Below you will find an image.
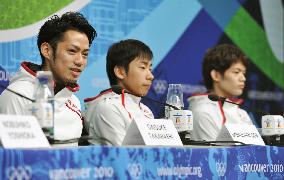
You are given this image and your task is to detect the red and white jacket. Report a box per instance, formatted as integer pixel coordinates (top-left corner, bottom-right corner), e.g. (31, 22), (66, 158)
(84, 89), (154, 146)
(188, 93), (253, 141)
(0, 62), (83, 145)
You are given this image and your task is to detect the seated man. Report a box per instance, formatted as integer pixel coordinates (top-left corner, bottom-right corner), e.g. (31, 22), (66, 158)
(84, 39), (154, 145)
(0, 12), (97, 146)
(188, 44), (253, 141)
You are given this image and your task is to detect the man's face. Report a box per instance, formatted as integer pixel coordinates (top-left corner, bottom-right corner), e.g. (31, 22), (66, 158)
(117, 57), (154, 96)
(49, 30), (90, 85)
(213, 61), (246, 98)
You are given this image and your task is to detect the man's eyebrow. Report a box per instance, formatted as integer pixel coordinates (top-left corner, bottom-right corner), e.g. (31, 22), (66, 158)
(235, 67), (246, 72)
(70, 44), (90, 51)
(82, 48), (90, 53)
(140, 60), (152, 66)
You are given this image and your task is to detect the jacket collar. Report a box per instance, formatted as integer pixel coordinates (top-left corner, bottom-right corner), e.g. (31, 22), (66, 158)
(21, 61), (80, 93)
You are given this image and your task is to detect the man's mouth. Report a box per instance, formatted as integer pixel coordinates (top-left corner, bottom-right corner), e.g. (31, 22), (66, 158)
(239, 85), (245, 89)
(70, 68), (82, 77)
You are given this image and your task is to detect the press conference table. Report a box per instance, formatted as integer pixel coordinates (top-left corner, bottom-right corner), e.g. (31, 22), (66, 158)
(1, 144), (284, 179)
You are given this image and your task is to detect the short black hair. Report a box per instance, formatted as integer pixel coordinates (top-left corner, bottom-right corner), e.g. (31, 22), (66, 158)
(202, 44), (249, 90)
(106, 39), (153, 86)
(37, 11), (97, 64)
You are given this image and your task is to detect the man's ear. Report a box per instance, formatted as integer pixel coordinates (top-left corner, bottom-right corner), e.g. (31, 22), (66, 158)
(210, 69), (221, 82)
(40, 42), (53, 61)
(114, 66), (126, 80)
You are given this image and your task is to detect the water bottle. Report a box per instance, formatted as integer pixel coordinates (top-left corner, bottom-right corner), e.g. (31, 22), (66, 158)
(165, 84), (192, 144)
(27, 71), (54, 139)
(165, 84), (184, 119)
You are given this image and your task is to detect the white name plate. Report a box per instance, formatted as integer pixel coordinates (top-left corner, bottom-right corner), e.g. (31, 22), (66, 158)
(217, 123), (265, 146)
(122, 118), (183, 146)
(261, 115), (284, 136)
(0, 114), (50, 148)
(169, 110), (193, 132)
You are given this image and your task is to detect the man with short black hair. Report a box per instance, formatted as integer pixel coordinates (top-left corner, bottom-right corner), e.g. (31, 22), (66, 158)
(84, 39), (154, 145)
(0, 12), (97, 146)
(188, 44), (253, 141)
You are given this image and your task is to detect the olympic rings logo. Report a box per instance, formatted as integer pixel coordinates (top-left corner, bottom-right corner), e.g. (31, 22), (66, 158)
(216, 161), (226, 177)
(127, 163), (142, 179)
(5, 166), (32, 180)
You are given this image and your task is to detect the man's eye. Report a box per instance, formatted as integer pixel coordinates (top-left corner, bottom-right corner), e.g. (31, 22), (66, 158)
(68, 49), (76, 53)
(140, 66), (146, 69)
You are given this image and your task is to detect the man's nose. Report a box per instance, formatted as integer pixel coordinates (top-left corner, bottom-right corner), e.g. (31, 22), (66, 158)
(148, 70), (154, 80)
(74, 54), (85, 66)
(240, 73), (246, 82)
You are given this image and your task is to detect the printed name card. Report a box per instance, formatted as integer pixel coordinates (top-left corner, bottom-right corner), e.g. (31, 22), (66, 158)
(0, 114), (50, 148)
(217, 123), (265, 146)
(122, 118), (183, 146)
(261, 115), (284, 136)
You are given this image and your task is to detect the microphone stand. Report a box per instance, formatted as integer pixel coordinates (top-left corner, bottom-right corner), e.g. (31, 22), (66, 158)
(184, 140), (248, 146)
(142, 96), (180, 110)
(178, 131), (192, 145)
(49, 135), (114, 146)
(262, 134), (284, 146)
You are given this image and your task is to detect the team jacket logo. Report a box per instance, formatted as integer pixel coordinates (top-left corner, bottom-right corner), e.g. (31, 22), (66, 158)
(65, 99), (82, 119)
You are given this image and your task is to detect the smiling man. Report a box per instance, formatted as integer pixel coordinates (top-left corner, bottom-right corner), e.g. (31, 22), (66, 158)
(84, 39), (154, 145)
(188, 44), (253, 141)
(0, 12), (96, 145)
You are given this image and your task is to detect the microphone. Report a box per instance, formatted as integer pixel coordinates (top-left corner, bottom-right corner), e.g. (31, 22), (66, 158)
(111, 85), (180, 110)
(0, 83), (35, 102)
(208, 94), (240, 106)
(208, 94), (269, 115)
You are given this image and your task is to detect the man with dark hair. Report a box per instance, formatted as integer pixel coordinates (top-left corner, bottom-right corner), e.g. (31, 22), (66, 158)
(0, 12), (97, 146)
(84, 39), (154, 145)
(188, 44), (253, 141)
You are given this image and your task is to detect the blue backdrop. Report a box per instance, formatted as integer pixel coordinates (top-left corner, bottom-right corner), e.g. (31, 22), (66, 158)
(0, 0), (283, 126)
